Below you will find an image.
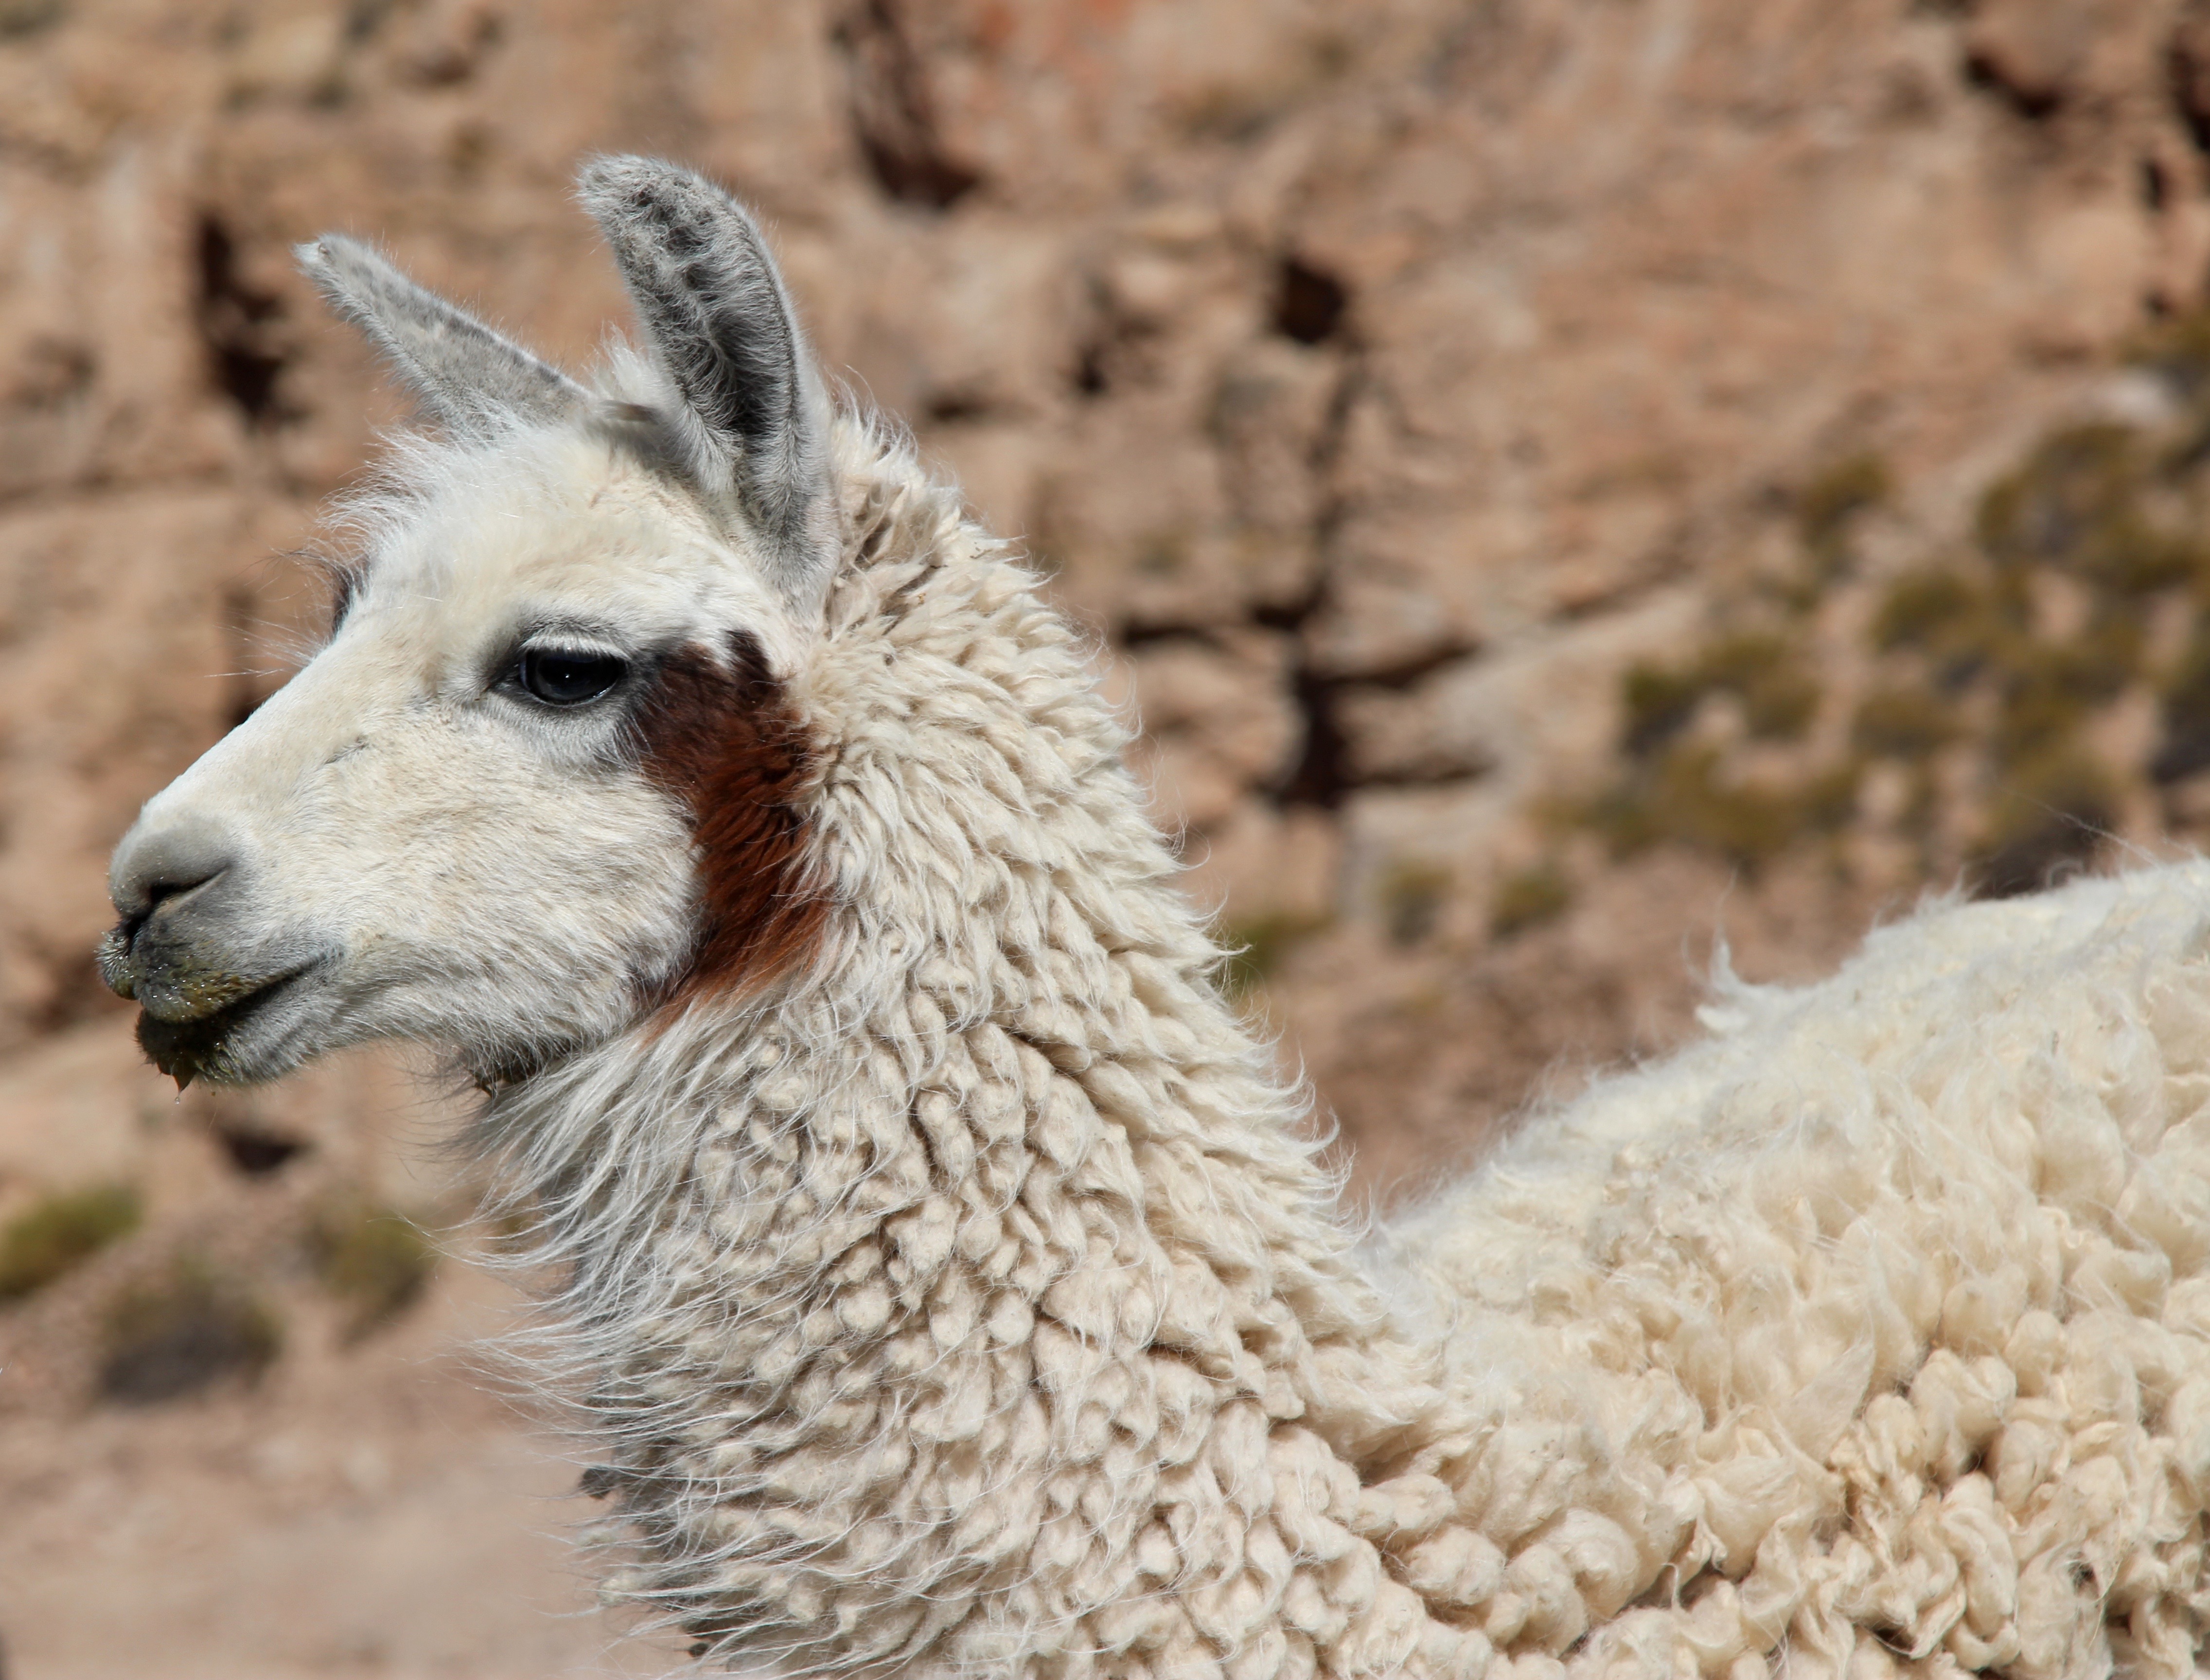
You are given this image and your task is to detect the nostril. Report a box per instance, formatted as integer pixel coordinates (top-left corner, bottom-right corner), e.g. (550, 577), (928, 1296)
(109, 819), (242, 925)
(142, 865), (226, 911)
(117, 860), (230, 926)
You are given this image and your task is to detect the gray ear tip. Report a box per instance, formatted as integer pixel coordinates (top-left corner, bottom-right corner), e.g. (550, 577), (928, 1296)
(575, 152), (671, 206)
(575, 153), (746, 226)
(296, 233), (385, 290)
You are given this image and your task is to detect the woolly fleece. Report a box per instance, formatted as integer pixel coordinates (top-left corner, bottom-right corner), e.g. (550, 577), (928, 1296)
(477, 421), (2210, 1680)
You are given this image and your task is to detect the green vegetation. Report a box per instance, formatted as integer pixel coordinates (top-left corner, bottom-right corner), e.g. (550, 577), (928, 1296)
(1872, 567), (2002, 663)
(1490, 863), (1572, 939)
(0, 0), (66, 40)
(1622, 630), (1819, 755)
(1377, 861), (1451, 947)
(1969, 751), (2120, 899)
(1548, 316), (2210, 898)
(1703, 632), (1821, 740)
(1586, 746), (1859, 870)
(99, 1261), (280, 1404)
(310, 1199), (439, 1341)
(1977, 423), (2201, 595)
(1798, 452), (1891, 571)
(1993, 621), (2140, 768)
(1853, 684), (1956, 759)
(1620, 662), (1706, 755)
(1134, 533), (1188, 577)
(2128, 302), (2210, 404)
(1217, 911), (1329, 999)
(2157, 623), (2210, 782)
(0, 1184), (140, 1304)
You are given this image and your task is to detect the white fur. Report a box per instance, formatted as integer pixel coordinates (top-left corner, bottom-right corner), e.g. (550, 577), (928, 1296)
(117, 401), (812, 1084)
(116, 339), (2210, 1680)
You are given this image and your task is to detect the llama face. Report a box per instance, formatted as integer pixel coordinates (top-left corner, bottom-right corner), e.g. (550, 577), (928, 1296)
(101, 158), (835, 1086)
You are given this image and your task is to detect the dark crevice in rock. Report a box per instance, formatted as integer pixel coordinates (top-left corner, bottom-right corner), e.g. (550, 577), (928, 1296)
(1962, 47), (2065, 122)
(1069, 298), (1163, 400)
(2170, 7), (2210, 156)
(2141, 154), (2173, 214)
(1331, 641), (1485, 693)
(1114, 343), (1479, 813)
(921, 389), (993, 425)
(1275, 633), (1490, 809)
(1118, 620), (1224, 650)
(1272, 256), (1349, 346)
(835, 0), (980, 210)
(1072, 337), (1110, 397)
(1276, 645), (1356, 809)
(213, 1122), (309, 1176)
(1358, 759), (1497, 792)
(194, 213), (291, 427)
(1273, 358), (1468, 807)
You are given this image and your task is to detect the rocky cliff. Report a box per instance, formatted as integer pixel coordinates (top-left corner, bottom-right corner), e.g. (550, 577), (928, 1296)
(7, 1), (2210, 1673)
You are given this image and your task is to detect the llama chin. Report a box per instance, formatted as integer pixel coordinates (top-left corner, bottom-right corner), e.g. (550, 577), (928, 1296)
(103, 157), (2210, 1679)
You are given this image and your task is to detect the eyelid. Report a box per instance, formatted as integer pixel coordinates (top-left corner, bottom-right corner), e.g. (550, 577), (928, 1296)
(518, 636), (628, 660)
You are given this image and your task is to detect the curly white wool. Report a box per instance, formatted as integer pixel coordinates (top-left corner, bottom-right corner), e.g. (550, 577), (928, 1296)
(482, 416), (2210, 1679)
(1378, 867), (2210, 1678)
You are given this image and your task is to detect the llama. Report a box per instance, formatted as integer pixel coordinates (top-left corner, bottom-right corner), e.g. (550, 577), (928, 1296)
(99, 155), (2210, 1679)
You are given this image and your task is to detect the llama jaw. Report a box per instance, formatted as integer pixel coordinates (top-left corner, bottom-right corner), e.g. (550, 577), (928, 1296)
(99, 912), (332, 1088)
(128, 961), (326, 1087)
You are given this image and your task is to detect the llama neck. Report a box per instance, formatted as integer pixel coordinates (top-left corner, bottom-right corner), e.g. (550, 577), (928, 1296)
(477, 448), (1439, 1675)
(482, 858), (1425, 1674)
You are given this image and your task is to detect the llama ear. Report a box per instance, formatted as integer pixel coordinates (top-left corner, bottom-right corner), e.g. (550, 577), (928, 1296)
(296, 235), (588, 438)
(576, 155), (836, 612)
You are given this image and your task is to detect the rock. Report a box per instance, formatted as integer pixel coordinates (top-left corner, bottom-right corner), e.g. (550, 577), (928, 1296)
(7, 0), (2210, 1665)
(1121, 630), (1300, 834)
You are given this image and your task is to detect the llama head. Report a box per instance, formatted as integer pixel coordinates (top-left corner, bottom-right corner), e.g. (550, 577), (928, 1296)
(100, 157), (838, 1088)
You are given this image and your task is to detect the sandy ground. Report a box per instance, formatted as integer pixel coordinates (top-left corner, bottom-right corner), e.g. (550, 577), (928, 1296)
(0, 1017), (677, 1680)
(0, 1256), (672, 1680)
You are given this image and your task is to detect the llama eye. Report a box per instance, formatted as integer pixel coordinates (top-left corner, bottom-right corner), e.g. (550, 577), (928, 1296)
(518, 648), (626, 706)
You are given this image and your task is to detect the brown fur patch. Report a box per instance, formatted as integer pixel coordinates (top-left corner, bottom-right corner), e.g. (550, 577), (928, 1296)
(635, 631), (824, 1002)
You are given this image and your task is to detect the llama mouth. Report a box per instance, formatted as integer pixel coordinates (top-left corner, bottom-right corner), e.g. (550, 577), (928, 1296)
(135, 965), (319, 1088)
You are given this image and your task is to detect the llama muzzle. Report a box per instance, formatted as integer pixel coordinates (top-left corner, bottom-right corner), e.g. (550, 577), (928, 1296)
(103, 813), (326, 1086)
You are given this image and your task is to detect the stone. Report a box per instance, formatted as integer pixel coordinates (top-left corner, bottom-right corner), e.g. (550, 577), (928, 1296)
(8, 1), (2210, 1667)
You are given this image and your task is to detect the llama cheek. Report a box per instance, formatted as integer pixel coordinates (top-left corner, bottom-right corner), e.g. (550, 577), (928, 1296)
(634, 631), (825, 1003)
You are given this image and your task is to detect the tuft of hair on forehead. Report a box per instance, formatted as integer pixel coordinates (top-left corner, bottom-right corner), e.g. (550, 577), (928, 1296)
(632, 629), (825, 1006)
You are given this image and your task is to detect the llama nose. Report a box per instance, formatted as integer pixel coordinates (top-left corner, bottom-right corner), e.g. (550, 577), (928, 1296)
(109, 816), (240, 923)
(103, 815), (254, 1012)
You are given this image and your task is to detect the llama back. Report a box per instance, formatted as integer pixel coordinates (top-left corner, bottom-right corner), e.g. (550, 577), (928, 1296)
(1358, 862), (2210, 1677)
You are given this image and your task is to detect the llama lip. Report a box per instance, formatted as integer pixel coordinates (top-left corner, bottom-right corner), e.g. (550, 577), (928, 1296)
(135, 964), (317, 1088)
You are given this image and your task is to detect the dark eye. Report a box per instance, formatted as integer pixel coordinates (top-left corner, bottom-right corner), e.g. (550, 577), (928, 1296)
(518, 647), (626, 706)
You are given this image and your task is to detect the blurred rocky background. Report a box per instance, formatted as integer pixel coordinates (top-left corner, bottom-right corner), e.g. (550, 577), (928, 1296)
(8, 0), (2210, 1673)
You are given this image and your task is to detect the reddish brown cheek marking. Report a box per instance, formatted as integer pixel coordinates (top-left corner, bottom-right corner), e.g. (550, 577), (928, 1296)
(635, 630), (825, 1003)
